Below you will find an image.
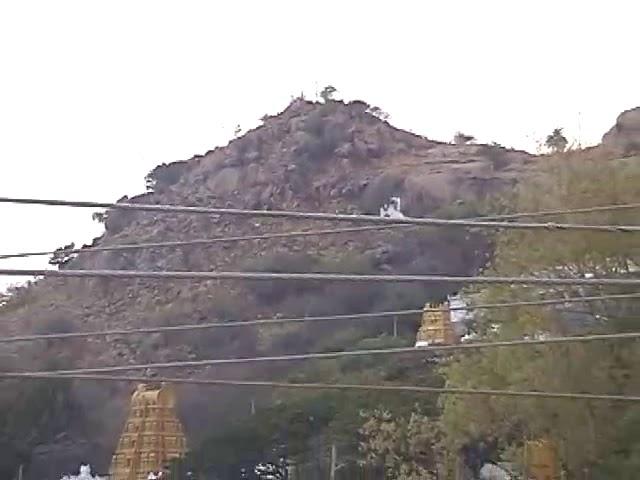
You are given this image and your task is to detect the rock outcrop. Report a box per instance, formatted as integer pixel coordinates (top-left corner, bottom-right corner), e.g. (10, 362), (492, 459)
(1, 98), (538, 477)
(602, 106), (640, 154)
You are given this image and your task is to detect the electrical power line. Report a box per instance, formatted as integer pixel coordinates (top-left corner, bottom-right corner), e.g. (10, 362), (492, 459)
(0, 196), (638, 232)
(3, 202), (639, 261)
(8, 331), (639, 376)
(477, 202), (640, 220)
(0, 225), (405, 261)
(1, 268), (638, 286)
(2, 292), (638, 344)
(1, 371), (638, 402)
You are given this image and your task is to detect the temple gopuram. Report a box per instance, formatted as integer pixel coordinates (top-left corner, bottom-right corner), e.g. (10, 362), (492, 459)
(415, 301), (459, 347)
(524, 438), (558, 480)
(109, 383), (187, 480)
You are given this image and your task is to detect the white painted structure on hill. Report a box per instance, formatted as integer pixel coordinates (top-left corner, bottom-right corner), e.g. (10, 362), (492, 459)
(60, 465), (104, 480)
(379, 197), (404, 218)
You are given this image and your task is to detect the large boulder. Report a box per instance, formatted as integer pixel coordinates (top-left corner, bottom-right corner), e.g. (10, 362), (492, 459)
(602, 107), (640, 154)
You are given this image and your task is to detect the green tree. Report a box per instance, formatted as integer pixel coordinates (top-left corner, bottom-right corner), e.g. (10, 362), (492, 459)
(440, 153), (640, 477)
(367, 106), (390, 121)
(0, 362), (73, 479)
(359, 408), (445, 479)
(91, 211), (107, 223)
(545, 127), (568, 153)
(320, 85), (337, 102)
(48, 242), (77, 267)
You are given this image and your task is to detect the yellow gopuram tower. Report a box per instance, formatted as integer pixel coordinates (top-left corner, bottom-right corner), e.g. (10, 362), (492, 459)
(415, 301), (459, 346)
(524, 438), (558, 480)
(109, 383), (187, 480)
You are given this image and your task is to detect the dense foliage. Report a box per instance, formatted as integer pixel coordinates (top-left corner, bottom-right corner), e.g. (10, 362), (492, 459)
(442, 154), (640, 478)
(0, 373), (73, 478)
(190, 153), (639, 479)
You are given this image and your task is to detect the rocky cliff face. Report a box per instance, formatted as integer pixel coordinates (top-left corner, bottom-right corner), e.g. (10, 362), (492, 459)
(602, 106), (640, 154)
(0, 98), (535, 477)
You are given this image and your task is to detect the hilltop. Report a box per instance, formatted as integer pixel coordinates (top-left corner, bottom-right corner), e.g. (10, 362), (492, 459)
(1, 96), (623, 477)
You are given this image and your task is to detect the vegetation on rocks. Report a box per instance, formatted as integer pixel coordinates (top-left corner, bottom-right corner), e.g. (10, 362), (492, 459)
(0, 97), (637, 479)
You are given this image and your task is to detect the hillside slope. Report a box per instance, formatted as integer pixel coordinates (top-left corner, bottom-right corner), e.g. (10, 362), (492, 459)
(0, 98), (535, 477)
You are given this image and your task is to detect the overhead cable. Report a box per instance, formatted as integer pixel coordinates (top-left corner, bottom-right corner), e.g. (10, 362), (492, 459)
(476, 202), (640, 220)
(0, 196), (638, 232)
(2, 292), (639, 344)
(1, 372), (638, 402)
(8, 331), (640, 376)
(0, 225), (405, 261)
(1, 268), (638, 286)
(3, 202), (639, 261)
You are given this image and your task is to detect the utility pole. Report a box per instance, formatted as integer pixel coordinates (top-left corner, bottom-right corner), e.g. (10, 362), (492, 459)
(329, 444), (337, 480)
(392, 316), (398, 338)
(280, 456), (289, 480)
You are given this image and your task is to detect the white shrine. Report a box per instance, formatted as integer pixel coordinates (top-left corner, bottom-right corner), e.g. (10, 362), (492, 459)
(379, 197), (404, 218)
(60, 465), (104, 480)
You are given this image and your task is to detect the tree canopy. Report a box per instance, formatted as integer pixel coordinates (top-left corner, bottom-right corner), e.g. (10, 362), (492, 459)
(545, 127), (569, 153)
(441, 153), (640, 478)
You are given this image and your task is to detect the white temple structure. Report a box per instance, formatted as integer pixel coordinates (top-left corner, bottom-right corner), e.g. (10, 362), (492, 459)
(379, 197), (404, 218)
(448, 293), (472, 339)
(60, 465), (104, 480)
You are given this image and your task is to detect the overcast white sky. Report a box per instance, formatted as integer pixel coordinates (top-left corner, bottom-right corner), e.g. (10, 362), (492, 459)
(0, 0), (638, 290)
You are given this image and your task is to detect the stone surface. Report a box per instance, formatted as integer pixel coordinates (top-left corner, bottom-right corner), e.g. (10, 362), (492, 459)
(602, 106), (640, 154)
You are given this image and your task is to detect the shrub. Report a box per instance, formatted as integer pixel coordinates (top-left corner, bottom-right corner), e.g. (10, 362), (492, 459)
(144, 161), (187, 192)
(367, 106), (390, 121)
(295, 110), (347, 165)
(244, 252), (319, 304)
(339, 334), (409, 370)
(358, 173), (405, 214)
(48, 243), (77, 267)
(34, 315), (75, 335)
(478, 144), (510, 170)
(320, 85), (337, 102)
(433, 200), (483, 219)
(545, 127), (568, 153)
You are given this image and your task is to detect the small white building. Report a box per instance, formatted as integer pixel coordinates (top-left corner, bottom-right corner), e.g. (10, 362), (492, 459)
(380, 197), (404, 218)
(60, 465), (104, 480)
(479, 463), (512, 479)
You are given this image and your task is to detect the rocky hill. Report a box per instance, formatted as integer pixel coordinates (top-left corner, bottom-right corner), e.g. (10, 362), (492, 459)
(602, 106), (640, 154)
(1, 97), (541, 477)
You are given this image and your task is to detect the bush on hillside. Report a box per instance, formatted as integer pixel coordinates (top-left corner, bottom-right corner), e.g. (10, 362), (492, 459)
(294, 108), (349, 166)
(145, 161), (188, 191)
(34, 315), (75, 335)
(244, 252), (319, 304)
(358, 172), (405, 214)
(545, 127), (568, 153)
(478, 144), (510, 170)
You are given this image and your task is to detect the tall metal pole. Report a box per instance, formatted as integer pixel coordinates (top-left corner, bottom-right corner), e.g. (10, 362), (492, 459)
(329, 444), (337, 480)
(280, 456), (289, 480)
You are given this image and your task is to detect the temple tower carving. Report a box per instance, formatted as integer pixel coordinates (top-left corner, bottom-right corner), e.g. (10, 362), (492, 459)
(109, 383), (187, 480)
(415, 301), (459, 347)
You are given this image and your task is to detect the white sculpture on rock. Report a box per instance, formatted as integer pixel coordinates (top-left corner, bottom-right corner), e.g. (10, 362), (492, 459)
(479, 462), (512, 479)
(380, 197), (404, 218)
(60, 464), (104, 480)
(147, 472), (166, 479)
